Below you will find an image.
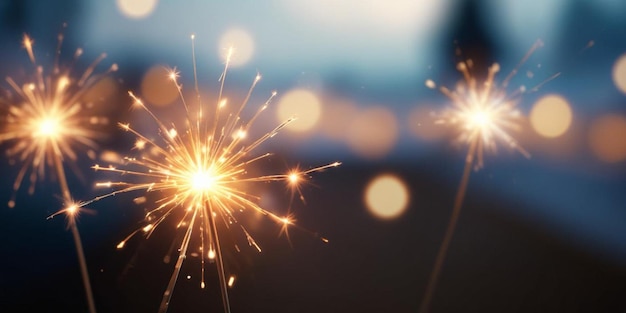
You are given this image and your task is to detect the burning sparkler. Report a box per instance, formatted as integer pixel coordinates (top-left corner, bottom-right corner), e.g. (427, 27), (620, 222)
(0, 30), (118, 313)
(89, 35), (339, 313)
(418, 40), (555, 313)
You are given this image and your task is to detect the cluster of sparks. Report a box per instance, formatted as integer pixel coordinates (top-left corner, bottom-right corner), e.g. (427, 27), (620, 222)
(0, 26), (559, 313)
(0, 33), (117, 207)
(0, 31), (338, 313)
(427, 57), (536, 170)
(0, 32), (118, 313)
(418, 40), (556, 313)
(79, 36), (340, 313)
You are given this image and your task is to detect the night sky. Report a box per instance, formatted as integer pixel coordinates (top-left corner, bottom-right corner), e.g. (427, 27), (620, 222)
(1, 1), (626, 312)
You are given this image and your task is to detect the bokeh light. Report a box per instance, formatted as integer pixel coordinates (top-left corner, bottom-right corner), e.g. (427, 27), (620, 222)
(346, 107), (398, 159)
(408, 105), (447, 141)
(530, 94), (573, 138)
(116, 0), (158, 19)
(219, 29), (254, 67)
(588, 114), (626, 163)
(612, 53), (626, 94)
(140, 65), (179, 107)
(276, 89), (321, 132)
(364, 174), (409, 220)
(82, 76), (119, 104)
(319, 98), (358, 141)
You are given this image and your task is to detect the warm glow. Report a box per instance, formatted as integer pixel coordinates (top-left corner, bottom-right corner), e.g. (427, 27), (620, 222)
(469, 110), (492, 128)
(588, 115), (626, 163)
(235, 129), (246, 139)
(66, 205), (78, 215)
(425, 79), (437, 89)
(1, 32), (117, 207)
(191, 170), (216, 191)
(319, 99), (357, 141)
(347, 107), (398, 159)
(530, 94), (572, 138)
(277, 89), (321, 132)
(141, 65), (179, 107)
(613, 53), (626, 94)
(219, 29), (254, 67)
(407, 105), (447, 141)
(36, 118), (60, 137)
(89, 36), (339, 313)
(288, 173), (299, 184)
(82, 77), (119, 104)
(134, 139), (147, 150)
(364, 174), (409, 220)
(168, 128), (177, 138)
(434, 58), (535, 169)
(116, 0), (158, 19)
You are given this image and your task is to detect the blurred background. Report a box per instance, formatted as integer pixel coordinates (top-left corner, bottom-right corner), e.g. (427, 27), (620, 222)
(1, 0), (625, 312)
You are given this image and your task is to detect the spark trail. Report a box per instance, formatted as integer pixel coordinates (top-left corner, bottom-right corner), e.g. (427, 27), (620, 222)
(89, 35), (339, 313)
(419, 40), (554, 313)
(1, 30), (117, 313)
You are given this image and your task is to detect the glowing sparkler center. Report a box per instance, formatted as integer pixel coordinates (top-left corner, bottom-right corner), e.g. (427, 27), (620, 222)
(288, 173), (299, 184)
(469, 109), (492, 129)
(191, 170), (217, 191)
(66, 205), (78, 215)
(37, 118), (61, 137)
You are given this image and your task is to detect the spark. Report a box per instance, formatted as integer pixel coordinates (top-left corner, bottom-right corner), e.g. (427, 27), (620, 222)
(90, 35), (339, 313)
(0, 33), (118, 205)
(432, 60), (531, 171)
(0, 30), (116, 313)
(5, 33), (114, 310)
(419, 40), (553, 313)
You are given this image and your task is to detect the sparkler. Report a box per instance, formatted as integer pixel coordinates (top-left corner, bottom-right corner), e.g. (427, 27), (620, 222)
(88, 35), (339, 313)
(418, 40), (555, 313)
(0, 31), (117, 313)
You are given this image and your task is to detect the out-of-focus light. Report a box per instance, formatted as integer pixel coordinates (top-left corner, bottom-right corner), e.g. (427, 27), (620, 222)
(82, 77), (119, 103)
(364, 174), (409, 220)
(408, 105), (447, 141)
(66, 204), (78, 216)
(99, 150), (123, 164)
(320, 99), (358, 141)
(530, 94), (573, 138)
(219, 29), (254, 67)
(140, 66), (179, 107)
(276, 89), (321, 132)
(612, 53), (626, 94)
(116, 0), (158, 19)
(588, 115), (626, 163)
(346, 107), (398, 159)
(37, 118), (60, 137)
(191, 170), (216, 192)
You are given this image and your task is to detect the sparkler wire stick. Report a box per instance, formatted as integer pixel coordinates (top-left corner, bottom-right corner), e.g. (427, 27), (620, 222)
(418, 140), (476, 313)
(52, 143), (97, 313)
(1, 31), (117, 313)
(419, 40), (549, 313)
(88, 35), (339, 313)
